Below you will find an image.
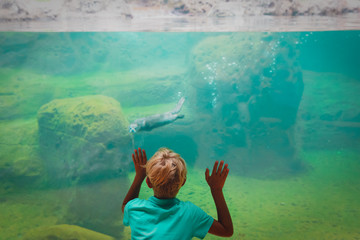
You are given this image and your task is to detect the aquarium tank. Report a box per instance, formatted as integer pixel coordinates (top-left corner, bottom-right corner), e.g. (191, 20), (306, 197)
(0, 2), (360, 240)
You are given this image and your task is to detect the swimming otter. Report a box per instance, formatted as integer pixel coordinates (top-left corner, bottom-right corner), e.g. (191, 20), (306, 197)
(129, 97), (185, 133)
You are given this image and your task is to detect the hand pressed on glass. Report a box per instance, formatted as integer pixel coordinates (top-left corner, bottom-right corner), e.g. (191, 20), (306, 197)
(205, 160), (229, 191)
(206, 160), (233, 237)
(132, 148), (147, 181)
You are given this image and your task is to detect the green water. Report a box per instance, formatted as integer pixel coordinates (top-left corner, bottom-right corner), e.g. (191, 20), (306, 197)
(0, 32), (359, 239)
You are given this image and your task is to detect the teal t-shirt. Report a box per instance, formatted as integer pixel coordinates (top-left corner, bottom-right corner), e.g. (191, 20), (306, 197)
(123, 196), (214, 240)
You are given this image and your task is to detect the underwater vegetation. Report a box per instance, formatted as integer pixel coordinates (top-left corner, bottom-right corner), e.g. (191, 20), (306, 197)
(0, 31), (359, 239)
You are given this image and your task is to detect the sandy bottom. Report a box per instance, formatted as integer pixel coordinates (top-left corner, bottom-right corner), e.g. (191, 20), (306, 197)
(1, 149), (359, 240)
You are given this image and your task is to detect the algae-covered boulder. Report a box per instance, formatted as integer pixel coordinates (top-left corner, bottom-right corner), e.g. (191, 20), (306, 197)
(23, 224), (115, 240)
(189, 33), (304, 176)
(37, 95), (132, 182)
(190, 33), (303, 125)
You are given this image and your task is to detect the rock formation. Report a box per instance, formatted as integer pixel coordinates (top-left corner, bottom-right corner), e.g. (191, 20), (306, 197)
(37, 95), (132, 183)
(0, 0), (358, 31)
(188, 33), (304, 176)
(171, 0), (360, 17)
(0, 0), (131, 22)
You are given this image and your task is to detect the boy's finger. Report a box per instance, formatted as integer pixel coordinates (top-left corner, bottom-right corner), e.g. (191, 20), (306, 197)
(142, 149), (147, 163)
(224, 168), (229, 179)
(138, 148), (143, 160)
(205, 168), (209, 181)
(221, 163), (228, 176)
(134, 149), (139, 163)
(132, 153), (136, 164)
(218, 160), (224, 174)
(212, 161), (219, 175)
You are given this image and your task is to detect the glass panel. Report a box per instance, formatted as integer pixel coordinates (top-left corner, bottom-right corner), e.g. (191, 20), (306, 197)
(0, 31), (359, 239)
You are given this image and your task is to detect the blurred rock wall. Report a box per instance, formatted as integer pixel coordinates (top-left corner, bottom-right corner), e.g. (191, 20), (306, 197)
(187, 32), (304, 177)
(37, 95), (132, 183)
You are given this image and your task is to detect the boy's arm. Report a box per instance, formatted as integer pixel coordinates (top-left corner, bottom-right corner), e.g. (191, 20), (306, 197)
(205, 161), (234, 237)
(122, 148), (147, 213)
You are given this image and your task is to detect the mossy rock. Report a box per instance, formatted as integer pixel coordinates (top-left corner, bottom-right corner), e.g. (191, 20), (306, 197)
(37, 95), (132, 182)
(190, 33), (303, 125)
(191, 33), (266, 82)
(23, 224), (115, 240)
(188, 33), (304, 176)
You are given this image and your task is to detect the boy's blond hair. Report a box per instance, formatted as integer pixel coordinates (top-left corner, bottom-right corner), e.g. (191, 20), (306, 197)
(146, 147), (187, 198)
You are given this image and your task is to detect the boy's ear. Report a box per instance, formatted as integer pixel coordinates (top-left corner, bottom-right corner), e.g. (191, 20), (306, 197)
(146, 177), (153, 188)
(182, 178), (186, 186)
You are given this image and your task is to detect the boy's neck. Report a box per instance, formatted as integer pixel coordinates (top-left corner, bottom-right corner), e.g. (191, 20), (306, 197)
(153, 193), (177, 199)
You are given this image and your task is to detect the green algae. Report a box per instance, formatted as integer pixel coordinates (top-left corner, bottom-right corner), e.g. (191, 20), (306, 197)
(37, 95), (133, 182)
(38, 95), (130, 142)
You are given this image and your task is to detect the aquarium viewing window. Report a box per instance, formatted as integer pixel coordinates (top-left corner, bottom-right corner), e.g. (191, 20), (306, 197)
(0, 1), (360, 240)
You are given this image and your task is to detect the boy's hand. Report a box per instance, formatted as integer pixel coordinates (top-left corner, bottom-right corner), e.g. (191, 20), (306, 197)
(122, 148), (147, 213)
(132, 148), (147, 180)
(206, 161), (233, 237)
(205, 160), (229, 191)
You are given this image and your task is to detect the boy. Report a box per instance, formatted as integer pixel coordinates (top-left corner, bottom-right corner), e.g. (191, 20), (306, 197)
(122, 147), (233, 239)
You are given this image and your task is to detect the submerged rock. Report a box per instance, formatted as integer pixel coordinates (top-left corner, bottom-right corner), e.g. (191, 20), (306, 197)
(189, 33), (304, 176)
(23, 224), (115, 240)
(190, 33), (303, 122)
(37, 95), (132, 183)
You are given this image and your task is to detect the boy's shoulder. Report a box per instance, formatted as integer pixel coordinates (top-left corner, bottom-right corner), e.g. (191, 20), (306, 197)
(181, 200), (206, 212)
(126, 197), (147, 206)
(124, 197), (146, 210)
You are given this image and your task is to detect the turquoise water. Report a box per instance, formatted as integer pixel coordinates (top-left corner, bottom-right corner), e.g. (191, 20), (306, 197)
(0, 31), (360, 239)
